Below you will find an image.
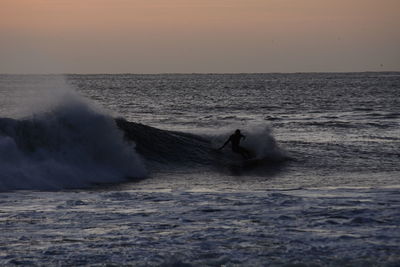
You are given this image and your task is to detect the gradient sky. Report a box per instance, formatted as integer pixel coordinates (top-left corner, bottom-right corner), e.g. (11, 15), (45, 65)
(1, 0), (399, 73)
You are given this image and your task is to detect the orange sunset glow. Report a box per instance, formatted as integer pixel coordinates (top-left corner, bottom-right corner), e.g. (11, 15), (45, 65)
(1, 0), (399, 73)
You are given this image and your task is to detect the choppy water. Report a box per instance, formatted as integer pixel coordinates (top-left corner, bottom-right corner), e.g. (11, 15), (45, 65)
(0, 73), (399, 265)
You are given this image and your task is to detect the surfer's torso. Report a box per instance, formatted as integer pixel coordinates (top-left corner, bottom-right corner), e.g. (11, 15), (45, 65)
(229, 133), (244, 150)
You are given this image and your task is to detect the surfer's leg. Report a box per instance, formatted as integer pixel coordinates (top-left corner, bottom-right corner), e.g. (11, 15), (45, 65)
(239, 147), (251, 159)
(232, 147), (245, 158)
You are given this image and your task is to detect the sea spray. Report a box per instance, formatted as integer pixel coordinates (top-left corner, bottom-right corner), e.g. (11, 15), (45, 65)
(204, 124), (286, 160)
(0, 76), (146, 191)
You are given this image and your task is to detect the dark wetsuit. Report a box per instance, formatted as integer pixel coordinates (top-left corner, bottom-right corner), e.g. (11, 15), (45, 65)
(219, 132), (251, 158)
(229, 133), (245, 153)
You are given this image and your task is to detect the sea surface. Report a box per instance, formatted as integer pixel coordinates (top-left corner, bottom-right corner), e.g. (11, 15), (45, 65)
(0, 73), (399, 266)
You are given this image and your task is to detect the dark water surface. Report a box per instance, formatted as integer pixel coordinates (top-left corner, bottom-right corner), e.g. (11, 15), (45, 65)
(68, 72), (400, 189)
(0, 73), (399, 265)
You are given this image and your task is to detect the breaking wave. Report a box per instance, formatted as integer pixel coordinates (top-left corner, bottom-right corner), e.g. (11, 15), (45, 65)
(117, 120), (287, 166)
(0, 78), (287, 191)
(0, 91), (146, 191)
(1, 110), (286, 191)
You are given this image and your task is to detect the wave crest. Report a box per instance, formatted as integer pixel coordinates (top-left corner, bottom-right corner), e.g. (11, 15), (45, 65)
(0, 93), (146, 191)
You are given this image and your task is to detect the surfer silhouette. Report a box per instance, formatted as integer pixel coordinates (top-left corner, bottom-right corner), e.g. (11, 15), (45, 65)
(218, 129), (252, 159)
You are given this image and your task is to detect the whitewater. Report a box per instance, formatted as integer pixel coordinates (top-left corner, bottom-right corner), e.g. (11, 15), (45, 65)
(0, 73), (399, 266)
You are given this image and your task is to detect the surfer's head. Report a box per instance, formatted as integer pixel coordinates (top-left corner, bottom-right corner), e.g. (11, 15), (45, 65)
(235, 129), (241, 134)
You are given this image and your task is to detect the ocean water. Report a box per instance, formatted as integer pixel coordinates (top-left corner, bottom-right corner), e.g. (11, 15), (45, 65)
(0, 73), (399, 266)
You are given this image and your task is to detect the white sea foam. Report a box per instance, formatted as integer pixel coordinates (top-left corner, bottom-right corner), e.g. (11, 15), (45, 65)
(0, 76), (146, 191)
(203, 123), (286, 160)
(1, 187), (399, 265)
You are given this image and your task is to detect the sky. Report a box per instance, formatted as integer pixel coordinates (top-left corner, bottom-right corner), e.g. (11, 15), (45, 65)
(0, 0), (399, 73)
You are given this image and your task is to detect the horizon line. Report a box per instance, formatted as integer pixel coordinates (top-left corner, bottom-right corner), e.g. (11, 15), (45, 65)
(1, 70), (399, 76)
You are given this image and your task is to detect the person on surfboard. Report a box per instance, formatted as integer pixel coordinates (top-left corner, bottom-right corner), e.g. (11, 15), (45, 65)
(218, 129), (252, 159)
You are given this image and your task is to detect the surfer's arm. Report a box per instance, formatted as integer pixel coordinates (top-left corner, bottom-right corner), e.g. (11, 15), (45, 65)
(218, 138), (231, 150)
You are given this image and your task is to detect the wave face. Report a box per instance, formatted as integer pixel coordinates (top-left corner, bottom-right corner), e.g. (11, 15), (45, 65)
(116, 119), (214, 165)
(0, 94), (146, 191)
(116, 119), (287, 167)
(1, 113), (285, 191)
(0, 76), (288, 191)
